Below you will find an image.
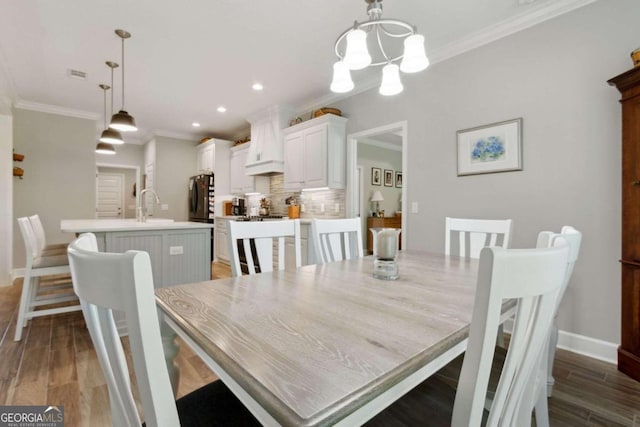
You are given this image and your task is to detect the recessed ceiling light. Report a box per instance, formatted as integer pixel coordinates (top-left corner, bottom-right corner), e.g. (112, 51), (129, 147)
(192, 122), (201, 127)
(217, 106), (227, 113)
(252, 83), (264, 91)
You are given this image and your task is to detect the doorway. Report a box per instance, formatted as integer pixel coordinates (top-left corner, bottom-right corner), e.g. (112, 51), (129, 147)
(96, 164), (140, 219)
(346, 121), (408, 252)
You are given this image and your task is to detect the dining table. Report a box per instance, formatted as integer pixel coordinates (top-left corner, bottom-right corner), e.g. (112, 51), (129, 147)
(155, 250), (509, 426)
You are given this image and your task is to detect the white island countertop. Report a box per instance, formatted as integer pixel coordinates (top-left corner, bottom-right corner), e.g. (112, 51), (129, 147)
(61, 218), (214, 233)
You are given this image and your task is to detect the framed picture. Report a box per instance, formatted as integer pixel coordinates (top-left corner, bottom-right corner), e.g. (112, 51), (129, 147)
(371, 167), (381, 186)
(456, 118), (522, 176)
(384, 169), (393, 187)
(395, 172), (403, 188)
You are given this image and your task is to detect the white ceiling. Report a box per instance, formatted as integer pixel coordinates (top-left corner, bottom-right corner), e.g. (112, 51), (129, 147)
(0, 0), (594, 142)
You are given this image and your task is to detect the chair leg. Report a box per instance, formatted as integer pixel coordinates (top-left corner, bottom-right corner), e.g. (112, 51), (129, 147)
(534, 377), (550, 427)
(496, 324), (505, 348)
(14, 270), (33, 341)
(546, 320), (559, 397)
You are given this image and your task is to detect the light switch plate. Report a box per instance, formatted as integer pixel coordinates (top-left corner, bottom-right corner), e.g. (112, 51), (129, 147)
(161, 204), (169, 211)
(411, 202), (419, 213)
(169, 246), (183, 255)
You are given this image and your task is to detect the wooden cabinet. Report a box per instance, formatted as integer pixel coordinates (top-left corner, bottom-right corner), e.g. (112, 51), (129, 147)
(283, 114), (347, 191)
(609, 67), (640, 382)
(230, 143), (269, 195)
(196, 140), (215, 174)
(366, 216), (402, 254)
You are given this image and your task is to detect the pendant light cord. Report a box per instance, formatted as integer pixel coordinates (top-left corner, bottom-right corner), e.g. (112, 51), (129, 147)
(103, 88), (108, 130)
(121, 37), (125, 110)
(110, 67), (115, 117)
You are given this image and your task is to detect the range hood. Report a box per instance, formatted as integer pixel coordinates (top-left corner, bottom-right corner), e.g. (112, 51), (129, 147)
(245, 105), (294, 176)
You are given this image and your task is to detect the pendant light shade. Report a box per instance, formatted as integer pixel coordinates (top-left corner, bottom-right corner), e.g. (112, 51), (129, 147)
(109, 29), (137, 132)
(400, 34), (429, 73)
(99, 128), (125, 144)
(330, 61), (354, 93)
(343, 29), (371, 70)
(379, 63), (403, 96)
(95, 142), (116, 155)
(110, 110), (137, 132)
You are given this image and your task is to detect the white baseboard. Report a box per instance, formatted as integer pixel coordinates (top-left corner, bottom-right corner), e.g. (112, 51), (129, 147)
(11, 268), (24, 281)
(557, 330), (618, 365)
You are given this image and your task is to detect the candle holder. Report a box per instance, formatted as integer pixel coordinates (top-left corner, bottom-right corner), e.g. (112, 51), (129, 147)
(370, 227), (401, 280)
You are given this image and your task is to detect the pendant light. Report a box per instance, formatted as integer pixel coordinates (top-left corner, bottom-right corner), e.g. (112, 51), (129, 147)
(330, 61), (354, 93)
(100, 61), (124, 144)
(109, 29), (137, 132)
(379, 63), (403, 96)
(96, 84), (116, 155)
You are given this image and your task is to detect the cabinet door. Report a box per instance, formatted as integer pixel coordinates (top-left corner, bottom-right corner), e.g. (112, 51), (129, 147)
(203, 144), (214, 173)
(303, 126), (328, 188)
(239, 149), (254, 192)
(284, 133), (305, 190)
(284, 237), (308, 269)
(215, 228), (229, 263)
(230, 149), (244, 194)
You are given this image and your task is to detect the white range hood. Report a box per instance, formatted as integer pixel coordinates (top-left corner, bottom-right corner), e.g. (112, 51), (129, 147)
(245, 105), (294, 176)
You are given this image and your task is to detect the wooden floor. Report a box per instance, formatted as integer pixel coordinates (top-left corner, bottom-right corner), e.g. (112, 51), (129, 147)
(1, 261), (639, 426)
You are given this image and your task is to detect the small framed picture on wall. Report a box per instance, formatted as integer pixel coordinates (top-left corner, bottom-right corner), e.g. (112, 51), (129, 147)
(371, 167), (381, 186)
(395, 172), (402, 188)
(384, 169), (393, 187)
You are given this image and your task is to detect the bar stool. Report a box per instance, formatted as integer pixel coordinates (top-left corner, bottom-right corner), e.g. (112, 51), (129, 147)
(14, 217), (81, 341)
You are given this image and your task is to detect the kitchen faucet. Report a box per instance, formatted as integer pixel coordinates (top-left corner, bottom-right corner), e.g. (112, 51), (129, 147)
(137, 188), (160, 222)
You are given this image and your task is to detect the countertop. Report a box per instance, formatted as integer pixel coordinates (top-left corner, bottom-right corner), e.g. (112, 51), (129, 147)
(215, 216), (312, 224)
(61, 218), (215, 233)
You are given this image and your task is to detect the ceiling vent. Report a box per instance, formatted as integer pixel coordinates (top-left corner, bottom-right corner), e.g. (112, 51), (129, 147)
(67, 69), (87, 80)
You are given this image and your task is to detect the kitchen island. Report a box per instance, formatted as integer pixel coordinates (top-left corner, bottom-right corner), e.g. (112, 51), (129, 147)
(61, 218), (214, 391)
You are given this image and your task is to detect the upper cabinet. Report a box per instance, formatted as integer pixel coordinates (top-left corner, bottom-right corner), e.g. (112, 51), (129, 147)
(230, 143), (269, 195)
(196, 139), (215, 174)
(283, 114), (347, 191)
(245, 105), (294, 176)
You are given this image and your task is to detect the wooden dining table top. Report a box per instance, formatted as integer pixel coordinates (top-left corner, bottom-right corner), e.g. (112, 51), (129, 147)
(155, 251), (480, 426)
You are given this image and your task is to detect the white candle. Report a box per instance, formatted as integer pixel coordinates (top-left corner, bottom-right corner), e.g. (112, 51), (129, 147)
(377, 229), (397, 260)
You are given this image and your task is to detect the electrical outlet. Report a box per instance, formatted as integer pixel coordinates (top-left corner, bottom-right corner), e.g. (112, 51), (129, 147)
(320, 203), (325, 213)
(169, 246), (183, 255)
(411, 202), (419, 214)
(334, 203), (340, 213)
(161, 204), (169, 211)
(301, 203), (306, 213)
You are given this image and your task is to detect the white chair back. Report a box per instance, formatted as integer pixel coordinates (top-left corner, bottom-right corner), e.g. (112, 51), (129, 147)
(445, 217), (513, 259)
(28, 214), (48, 252)
(228, 219), (301, 277)
(18, 217), (42, 262)
(311, 218), (363, 264)
(451, 240), (570, 426)
(67, 233), (179, 427)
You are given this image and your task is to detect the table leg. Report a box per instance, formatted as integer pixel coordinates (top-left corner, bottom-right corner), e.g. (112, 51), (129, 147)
(160, 315), (180, 395)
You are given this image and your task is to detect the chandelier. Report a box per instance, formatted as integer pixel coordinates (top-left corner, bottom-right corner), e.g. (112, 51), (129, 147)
(330, 0), (429, 96)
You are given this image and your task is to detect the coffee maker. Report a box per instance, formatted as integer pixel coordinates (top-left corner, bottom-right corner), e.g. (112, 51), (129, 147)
(231, 197), (245, 216)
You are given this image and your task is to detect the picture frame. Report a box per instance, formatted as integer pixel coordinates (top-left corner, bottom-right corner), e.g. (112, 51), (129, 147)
(384, 169), (393, 187)
(395, 171), (403, 188)
(371, 167), (381, 186)
(456, 118), (522, 176)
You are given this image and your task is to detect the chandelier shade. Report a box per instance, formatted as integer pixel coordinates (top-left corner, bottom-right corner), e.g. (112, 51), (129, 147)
(96, 83), (118, 155)
(99, 128), (124, 144)
(330, 61), (355, 93)
(330, 0), (429, 95)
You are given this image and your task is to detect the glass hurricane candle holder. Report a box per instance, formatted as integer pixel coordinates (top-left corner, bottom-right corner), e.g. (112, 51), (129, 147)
(370, 227), (401, 280)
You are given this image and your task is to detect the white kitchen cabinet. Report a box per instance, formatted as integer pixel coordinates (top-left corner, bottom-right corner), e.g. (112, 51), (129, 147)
(196, 140), (215, 174)
(283, 114), (347, 191)
(230, 143), (269, 195)
(215, 217), (230, 264)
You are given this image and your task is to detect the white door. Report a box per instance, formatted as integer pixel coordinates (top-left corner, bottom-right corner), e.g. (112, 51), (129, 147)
(96, 173), (124, 218)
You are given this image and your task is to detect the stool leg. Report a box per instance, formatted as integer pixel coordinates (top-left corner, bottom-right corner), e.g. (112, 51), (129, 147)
(14, 270), (33, 341)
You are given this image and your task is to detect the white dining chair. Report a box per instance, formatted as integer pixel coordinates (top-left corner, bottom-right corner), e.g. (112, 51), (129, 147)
(14, 217), (80, 341)
(537, 226), (582, 398)
(67, 233), (260, 427)
(311, 218), (363, 264)
(445, 217), (513, 347)
(367, 240), (570, 426)
(227, 219), (301, 277)
(29, 214), (68, 254)
(445, 217), (513, 259)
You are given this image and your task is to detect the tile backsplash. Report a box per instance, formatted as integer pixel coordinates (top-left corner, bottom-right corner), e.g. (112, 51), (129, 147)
(246, 174), (345, 218)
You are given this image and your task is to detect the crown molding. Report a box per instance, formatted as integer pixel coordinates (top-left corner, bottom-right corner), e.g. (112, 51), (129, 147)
(13, 100), (100, 121)
(359, 138), (402, 152)
(153, 129), (198, 142)
(296, 0), (597, 112)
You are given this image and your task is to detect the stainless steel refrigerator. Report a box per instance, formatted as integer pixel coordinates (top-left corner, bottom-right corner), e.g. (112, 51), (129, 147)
(188, 174), (214, 223)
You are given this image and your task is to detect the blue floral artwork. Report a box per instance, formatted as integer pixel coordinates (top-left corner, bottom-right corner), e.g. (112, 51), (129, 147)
(470, 135), (505, 163)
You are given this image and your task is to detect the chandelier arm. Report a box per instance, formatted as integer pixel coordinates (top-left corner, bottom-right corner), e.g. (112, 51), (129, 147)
(334, 18), (414, 60)
(376, 26), (391, 63)
(378, 23), (414, 38)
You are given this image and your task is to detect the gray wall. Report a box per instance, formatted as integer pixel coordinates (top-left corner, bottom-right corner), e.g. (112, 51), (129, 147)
(0, 114), (13, 285)
(154, 136), (198, 221)
(333, 0), (638, 344)
(12, 109), (96, 267)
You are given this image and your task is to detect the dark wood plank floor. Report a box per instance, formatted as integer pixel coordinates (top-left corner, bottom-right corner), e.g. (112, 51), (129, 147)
(1, 262), (639, 426)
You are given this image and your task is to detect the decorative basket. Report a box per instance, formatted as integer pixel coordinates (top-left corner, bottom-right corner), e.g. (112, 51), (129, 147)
(13, 153), (24, 161)
(313, 108), (342, 118)
(13, 167), (24, 177)
(632, 48), (640, 68)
